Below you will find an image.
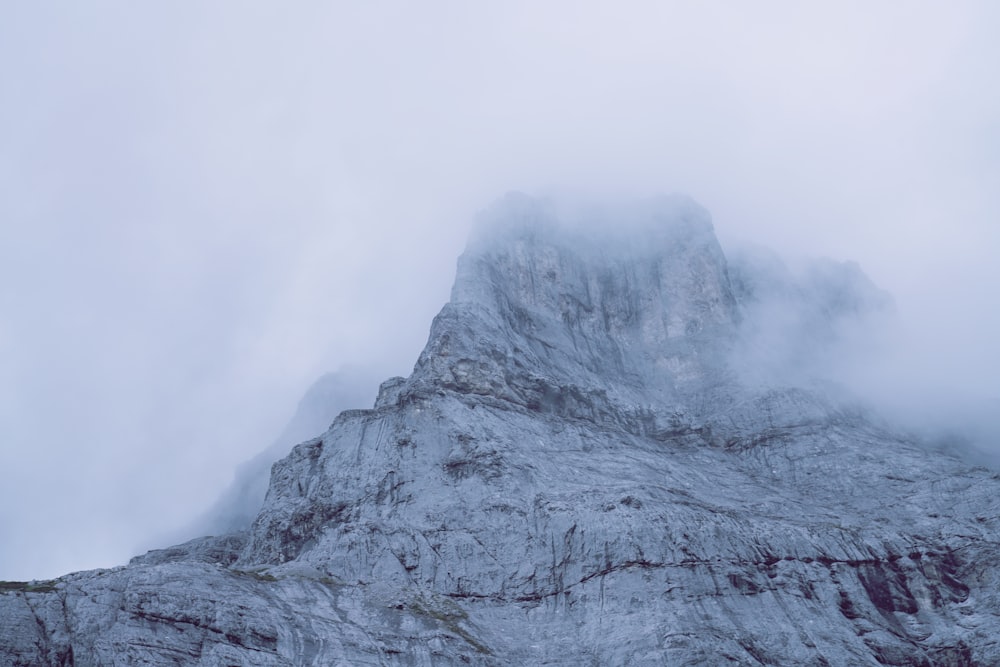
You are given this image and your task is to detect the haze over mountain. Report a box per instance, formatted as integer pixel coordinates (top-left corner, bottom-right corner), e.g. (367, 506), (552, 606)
(2, 195), (997, 666)
(2, 1), (998, 588)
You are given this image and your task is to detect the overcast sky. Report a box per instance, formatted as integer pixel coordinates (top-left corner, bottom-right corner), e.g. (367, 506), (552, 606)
(1, 2), (997, 581)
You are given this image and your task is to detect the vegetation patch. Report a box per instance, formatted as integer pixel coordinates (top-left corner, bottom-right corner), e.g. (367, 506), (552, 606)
(410, 596), (491, 655)
(233, 569), (278, 583)
(0, 580), (59, 594)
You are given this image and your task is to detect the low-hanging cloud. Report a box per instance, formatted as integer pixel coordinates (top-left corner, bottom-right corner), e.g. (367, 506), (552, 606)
(727, 245), (896, 389)
(1, 1), (997, 580)
(724, 242), (1000, 465)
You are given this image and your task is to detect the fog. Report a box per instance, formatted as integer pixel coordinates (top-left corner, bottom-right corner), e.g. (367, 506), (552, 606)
(1, 2), (997, 580)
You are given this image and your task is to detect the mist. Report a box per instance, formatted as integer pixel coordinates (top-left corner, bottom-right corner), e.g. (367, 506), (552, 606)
(725, 242), (1000, 466)
(1, 2), (997, 581)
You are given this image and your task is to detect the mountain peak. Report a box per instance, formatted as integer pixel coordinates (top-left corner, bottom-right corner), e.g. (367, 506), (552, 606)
(410, 194), (739, 420)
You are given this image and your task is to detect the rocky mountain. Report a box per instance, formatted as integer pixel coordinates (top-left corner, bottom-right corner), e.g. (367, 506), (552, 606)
(2, 194), (998, 666)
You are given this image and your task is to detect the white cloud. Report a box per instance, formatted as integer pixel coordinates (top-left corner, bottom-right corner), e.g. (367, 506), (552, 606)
(0, 1), (996, 579)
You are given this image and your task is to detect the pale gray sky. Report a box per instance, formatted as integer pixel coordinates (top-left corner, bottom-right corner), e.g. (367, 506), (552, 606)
(1, 2), (997, 580)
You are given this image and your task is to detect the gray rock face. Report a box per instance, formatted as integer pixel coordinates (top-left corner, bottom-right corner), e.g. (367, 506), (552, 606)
(3, 194), (998, 666)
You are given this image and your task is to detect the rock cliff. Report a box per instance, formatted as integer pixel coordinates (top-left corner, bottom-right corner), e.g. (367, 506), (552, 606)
(2, 194), (998, 666)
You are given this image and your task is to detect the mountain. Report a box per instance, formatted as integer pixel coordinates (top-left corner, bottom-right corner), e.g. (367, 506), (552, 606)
(2, 194), (998, 666)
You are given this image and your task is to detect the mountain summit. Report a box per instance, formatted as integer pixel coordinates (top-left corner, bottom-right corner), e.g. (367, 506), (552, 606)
(2, 195), (997, 666)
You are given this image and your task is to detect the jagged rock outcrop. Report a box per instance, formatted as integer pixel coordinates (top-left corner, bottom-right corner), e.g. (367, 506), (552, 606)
(3, 194), (998, 666)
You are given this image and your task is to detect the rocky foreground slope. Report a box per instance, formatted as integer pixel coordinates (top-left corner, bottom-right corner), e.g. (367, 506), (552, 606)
(2, 194), (998, 666)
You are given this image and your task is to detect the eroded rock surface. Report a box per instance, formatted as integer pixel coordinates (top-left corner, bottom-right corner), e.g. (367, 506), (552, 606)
(3, 194), (998, 666)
